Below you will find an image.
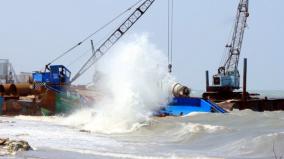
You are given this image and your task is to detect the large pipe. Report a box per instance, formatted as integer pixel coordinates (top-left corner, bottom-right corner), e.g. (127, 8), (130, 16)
(15, 83), (33, 96)
(2, 83), (34, 96)
(171, 83), (191, 98)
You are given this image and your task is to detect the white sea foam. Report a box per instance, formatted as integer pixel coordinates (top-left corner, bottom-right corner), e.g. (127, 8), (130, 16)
(182, 112), (208, 117)
(14, 115), (62, 123)
(174, 123), (228, 138)
(65, 34), (175, 134)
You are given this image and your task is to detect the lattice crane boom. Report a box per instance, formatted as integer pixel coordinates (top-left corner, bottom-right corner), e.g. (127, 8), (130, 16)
(220, 0), (249, 75)
(70, 0), (155, 83)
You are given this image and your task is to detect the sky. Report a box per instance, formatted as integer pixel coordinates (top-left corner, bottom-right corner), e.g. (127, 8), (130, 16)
(0, 0), (283, 90)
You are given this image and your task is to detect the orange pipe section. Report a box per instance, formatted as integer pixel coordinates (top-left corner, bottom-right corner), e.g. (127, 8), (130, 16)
(2, 83), (34, 96)
(15, 83), (33, 96)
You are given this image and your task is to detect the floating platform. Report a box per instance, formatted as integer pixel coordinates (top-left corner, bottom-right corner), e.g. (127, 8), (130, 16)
(203, 58), (284, 112)
(218, 97), (284, 112)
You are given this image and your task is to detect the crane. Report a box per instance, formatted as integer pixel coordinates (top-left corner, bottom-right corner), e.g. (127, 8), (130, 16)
(207, 0), (249, 93)
(71, 0), (155, 83)
(33, 0), (155, 89)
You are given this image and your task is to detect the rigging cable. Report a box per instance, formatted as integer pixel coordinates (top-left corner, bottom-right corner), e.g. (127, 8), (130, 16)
(46, 0), (143, 68)
(167, 0), (170, 72)
(67, 48), (92, 68)
(170, 0), (174, 70)
(167, 0), (174, 73)
(67, 31), (112, 68)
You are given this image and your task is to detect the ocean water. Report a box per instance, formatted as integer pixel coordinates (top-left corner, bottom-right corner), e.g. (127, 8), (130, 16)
(0, 109), (284, 159)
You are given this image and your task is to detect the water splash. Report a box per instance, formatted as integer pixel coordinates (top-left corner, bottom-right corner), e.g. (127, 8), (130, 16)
(66, 34), (175, 133)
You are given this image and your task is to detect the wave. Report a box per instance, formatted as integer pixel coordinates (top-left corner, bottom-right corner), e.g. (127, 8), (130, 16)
(65, 34), (175, 134)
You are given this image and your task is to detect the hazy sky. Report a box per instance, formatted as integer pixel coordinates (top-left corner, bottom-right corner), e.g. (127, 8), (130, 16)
(0, 0), (283, 90)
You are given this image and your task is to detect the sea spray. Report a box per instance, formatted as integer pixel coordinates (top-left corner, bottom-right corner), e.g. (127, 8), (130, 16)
(65, 34), (175, 133)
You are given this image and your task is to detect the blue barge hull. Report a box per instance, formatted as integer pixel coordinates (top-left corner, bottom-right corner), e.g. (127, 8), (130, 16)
(158, 97), (227, 116)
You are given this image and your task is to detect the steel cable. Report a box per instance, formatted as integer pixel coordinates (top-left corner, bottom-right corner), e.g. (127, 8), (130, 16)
(46, 0), (143, 67)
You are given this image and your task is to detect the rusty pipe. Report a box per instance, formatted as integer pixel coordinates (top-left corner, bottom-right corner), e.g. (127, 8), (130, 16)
(3, 83), (34, 96)
(15, 83), (33, 96)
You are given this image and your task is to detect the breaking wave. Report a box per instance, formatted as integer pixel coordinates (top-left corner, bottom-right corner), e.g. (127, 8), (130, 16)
(65, 34), (175, 134)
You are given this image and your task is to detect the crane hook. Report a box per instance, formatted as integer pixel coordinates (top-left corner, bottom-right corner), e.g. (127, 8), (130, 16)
(168, 64), (172, 73)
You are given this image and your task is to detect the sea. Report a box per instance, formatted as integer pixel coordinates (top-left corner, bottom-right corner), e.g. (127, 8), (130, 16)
(0, 90), (284, 159)
(0, 102), (284, 159)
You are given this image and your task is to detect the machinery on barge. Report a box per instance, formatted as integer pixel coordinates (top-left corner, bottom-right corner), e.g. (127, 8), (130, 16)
(203, 0), (250, 101)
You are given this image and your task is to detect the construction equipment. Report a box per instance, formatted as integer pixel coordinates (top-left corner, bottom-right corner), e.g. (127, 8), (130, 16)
(33, 0), (155, 89)
(33, 65), (71, 92)
(203, 0), (249, 100)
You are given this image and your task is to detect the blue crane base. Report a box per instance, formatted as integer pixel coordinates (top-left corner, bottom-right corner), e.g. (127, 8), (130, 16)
(156, 97), (227, 116)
